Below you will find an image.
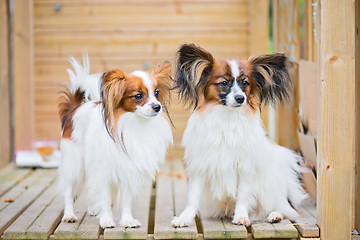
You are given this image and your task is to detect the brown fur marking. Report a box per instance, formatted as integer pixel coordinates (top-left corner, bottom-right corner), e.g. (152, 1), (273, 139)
(58, 89), (85, 139)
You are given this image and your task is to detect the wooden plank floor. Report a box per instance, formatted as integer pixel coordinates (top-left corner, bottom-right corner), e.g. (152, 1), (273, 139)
(0, 161), (320, 240)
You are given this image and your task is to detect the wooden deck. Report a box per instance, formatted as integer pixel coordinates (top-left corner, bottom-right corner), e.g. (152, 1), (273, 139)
(0, 161), (320, 240)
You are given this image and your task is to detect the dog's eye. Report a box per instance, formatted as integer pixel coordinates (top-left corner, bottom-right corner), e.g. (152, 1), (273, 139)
(154, 89), (160, 98)
(242, 79), (249, 86)
(134, 93), (143, 101)
(219, 81), (228, 86)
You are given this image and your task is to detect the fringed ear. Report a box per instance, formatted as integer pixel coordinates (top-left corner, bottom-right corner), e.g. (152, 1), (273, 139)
(100, 69), (127, 139)
(150, 61), (175, 128)
(248, 53), (293, 105)
(150, 61), (172, 106)
(174, 43), (214, 108)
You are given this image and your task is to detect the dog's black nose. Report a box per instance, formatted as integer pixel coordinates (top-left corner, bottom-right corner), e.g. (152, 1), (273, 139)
(235, 95), (245, 104)
(152, 104), (161, 112)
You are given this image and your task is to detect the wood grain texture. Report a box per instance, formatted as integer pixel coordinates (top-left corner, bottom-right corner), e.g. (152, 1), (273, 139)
(2, 183), (61, 239)
(0, 165), (32, 197)
(251, 219), (297, 239)
(201, 216), (247, 239)
(0, 0), (11, 167)
(0, 169), (56, 236)
(24, 195), (64, 239)
(13, 0), (35, 150)
(355, 0), (360, 233)
(317, 1), (356, 239)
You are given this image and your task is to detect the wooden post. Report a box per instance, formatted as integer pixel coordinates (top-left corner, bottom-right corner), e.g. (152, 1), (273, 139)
(317, 1), (356, 239)
(304, 0), (318, 62)
(272, 0), (300, 149)
(355, 0), (360, 234)
(13, 0), (34, 150)
(0, 0), (11, 167)
(249, 0), (269, 131)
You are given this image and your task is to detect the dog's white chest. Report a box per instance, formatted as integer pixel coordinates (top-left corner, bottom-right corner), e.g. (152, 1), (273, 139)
(182, 106), (265, 200)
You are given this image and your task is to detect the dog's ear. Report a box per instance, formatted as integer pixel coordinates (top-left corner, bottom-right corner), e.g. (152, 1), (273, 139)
(150, 61), (172, 106)
(100, 69), (127, 138)
(174, 43), (214, 108)
(248, 53), (293, 105)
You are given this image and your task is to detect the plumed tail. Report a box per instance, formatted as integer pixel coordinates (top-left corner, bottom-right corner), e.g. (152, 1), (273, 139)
(58, 89), (85, 130)
(58, 54), (100, 131)
(67, 54), (101, 102)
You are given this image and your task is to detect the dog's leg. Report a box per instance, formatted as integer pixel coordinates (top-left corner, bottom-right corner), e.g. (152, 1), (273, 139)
(119, 189), (141, 228)
(97, 193), (116, 228)
(85, 173), (115, 229)
(95, 185), (115, 229)
(59, 140), (80, 223)
(171, 175), (205, 227)
(62, 180), (77, 222)
(232, 183), (253, 226)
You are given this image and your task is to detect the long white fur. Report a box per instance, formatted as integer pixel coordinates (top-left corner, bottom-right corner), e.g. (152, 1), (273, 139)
(172, 61), (307, 227)
(58, 58), (173, 229)
(67, 54), (101, 101)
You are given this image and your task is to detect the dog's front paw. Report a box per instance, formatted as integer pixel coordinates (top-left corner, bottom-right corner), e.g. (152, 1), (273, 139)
(62, 213), (77, 223)
(120, 218), (141, 228)
(232, 215), (250, 226)
(267, 211), (283, 223)
(100, 216), (116, 229)
(171, 216), (192, 228)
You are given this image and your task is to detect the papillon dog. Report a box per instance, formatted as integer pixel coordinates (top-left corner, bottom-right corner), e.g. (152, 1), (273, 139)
(57, 56), (173, 229)
(171, 44), (307, 227)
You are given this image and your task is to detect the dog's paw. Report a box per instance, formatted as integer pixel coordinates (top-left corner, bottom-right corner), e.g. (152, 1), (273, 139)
(120, 218), (141, 228)
(171, 217), (191, 228)
(267, 211), (283, 223)
(87, 208), (98, 217)
(232, 215), (250, 226)
(100, 216), (116, 229)
(62, 213), (77, 223)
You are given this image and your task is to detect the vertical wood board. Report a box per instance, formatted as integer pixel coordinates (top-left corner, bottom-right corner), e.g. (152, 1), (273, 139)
(317, 1), (356, 239)
(13, 0), (34, 150)
(0, 0), (11, 167)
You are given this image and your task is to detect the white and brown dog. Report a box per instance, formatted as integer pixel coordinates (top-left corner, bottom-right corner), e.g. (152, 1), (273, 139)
(57, 56), (173, 229)
(171, 44), (307, 227)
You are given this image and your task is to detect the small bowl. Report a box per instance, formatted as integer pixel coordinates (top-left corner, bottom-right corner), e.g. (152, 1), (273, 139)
(32, 139), (58, 159)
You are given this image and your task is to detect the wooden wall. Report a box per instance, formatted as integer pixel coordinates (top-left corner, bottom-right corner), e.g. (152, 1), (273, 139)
(26, 0), (269, 159)
(0, 0), (11, 168)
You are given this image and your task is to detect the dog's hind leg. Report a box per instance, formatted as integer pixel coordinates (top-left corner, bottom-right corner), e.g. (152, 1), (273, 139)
(58, 139), (82, 223)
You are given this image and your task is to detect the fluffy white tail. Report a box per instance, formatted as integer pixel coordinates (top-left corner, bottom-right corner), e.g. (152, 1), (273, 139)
(67, 54), (101, 101)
